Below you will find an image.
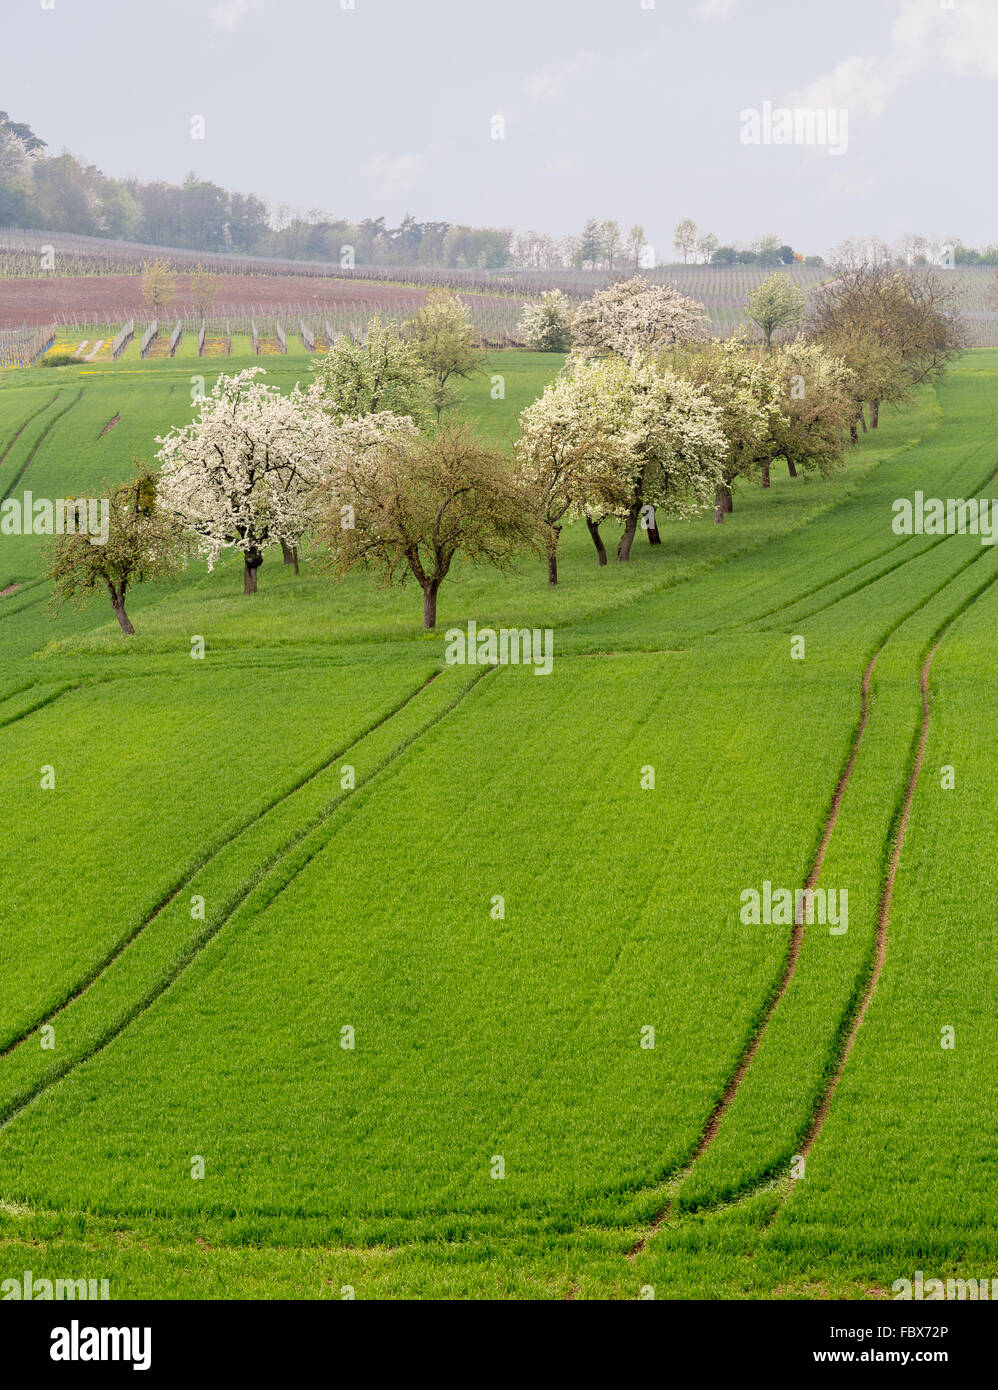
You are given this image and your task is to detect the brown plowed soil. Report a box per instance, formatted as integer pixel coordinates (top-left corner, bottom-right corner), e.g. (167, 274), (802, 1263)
(0, 272), (513, 328)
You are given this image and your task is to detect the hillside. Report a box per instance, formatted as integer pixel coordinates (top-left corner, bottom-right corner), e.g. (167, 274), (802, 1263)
(1, 348), (996, 1297)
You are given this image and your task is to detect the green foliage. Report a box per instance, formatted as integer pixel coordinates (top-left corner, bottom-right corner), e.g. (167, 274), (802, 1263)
(0, 111), (512, 265)
(140, 258), (176, 317)
(312, 315), (430, 424)
(46, 466), (186, 633)
(402, 290), (482, 419)
(317, 420), (538, 626)
(745, 271), (807, 348)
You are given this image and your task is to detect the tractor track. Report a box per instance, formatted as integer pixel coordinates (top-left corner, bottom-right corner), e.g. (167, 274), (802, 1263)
(0, 681), (80, 731)
(0, 391), (58, 472)
(0, 665), (494, 1132)
(629, 538), (998, 1256)
(3, 375), (996, 1266)
(626, 648), (877, 1259)
(0, 548), (990, 1252)
(790, 559), (998, 1172)
(0, 388), (84, 504)
(0, 666), (446, 1059)
(629, 546), (998, 1258)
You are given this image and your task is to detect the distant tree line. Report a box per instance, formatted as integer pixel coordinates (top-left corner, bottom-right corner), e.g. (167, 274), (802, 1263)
(672, 219), (817, 267)
(0, 112), (511, 268)
(7, 112), (993, 279)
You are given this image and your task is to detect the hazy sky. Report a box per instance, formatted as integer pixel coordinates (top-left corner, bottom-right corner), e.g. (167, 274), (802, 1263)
(3, 0), (995, 257)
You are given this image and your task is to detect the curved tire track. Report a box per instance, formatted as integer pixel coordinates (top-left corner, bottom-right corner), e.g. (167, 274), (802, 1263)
(0, 391), (58, 472)
(0, 665), (495, 1133)
(0, 388), (83, 504)
(0, 681), (80, 732)
(792, 563), (998, 1170)
(0, 667), (443, 1058)
(628, 647), (879, 1257)
(632, 554), (998, 1254)
(631, 544), (998, 1254)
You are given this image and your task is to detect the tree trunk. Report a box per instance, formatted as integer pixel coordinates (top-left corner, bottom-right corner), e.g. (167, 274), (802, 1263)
(850, 420), (859, 445)
(244, 549), (263, 594)
(617, 501), (642, 561)
(112, 601), (135, 635)
(422, 584), (439, 629)
(281, 540), (300, 573)
(870, 399), (880, 429)
(545, 524), (561, 586)
(787, 457), (798, 478)
(586, 516), (607, 567)
(646, 507), (661, 545)
(859, 409), (868, 433)
(107, 580), (135, 635)
(761, 460), (771, 488)
(714, 484), (733, 524)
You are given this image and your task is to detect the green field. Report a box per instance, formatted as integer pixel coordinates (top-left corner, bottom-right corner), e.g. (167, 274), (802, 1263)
(1, 347), (996, 1298)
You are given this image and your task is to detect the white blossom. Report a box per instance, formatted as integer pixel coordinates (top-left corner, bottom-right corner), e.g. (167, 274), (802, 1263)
(570, 276), (711, 361)
(516, 291), (575, 352)
(155, 368), (332, 582)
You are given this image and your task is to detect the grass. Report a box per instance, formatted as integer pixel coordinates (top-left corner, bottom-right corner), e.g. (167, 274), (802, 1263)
(0, 349), (996, 1296)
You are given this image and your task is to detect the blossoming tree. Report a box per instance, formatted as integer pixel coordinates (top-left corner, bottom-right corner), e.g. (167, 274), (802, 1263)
(516, 290), (575, 352)
(156, 369), (330, 594)
(570, 276), (710, 361)
(313, 315), (430, 424)
(402, 291), (481, 421)
(767, 339), (855, 480)
(514, 361), (633, 583)
(517, 355), (728, 570)
(609, 355), (729, 560)
(679, 337), (786, 521)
